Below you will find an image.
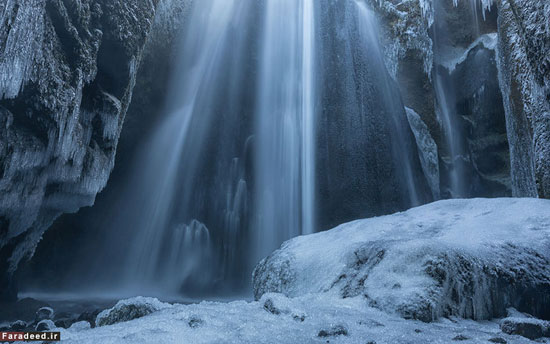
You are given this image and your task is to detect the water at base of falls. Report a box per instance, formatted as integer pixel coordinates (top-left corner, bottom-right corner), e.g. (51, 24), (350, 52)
(77, 0), (430, 297)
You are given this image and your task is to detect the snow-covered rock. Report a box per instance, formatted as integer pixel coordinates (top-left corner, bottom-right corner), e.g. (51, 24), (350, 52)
(96, 297), (171, 327)
(500, 317), (550, 340)
(406, 107), (440, 199)
(35, 306), (54, 321)
(496, 0), (550, 198)
(253, 198), (550, 322)
(35, 319), (55, 331)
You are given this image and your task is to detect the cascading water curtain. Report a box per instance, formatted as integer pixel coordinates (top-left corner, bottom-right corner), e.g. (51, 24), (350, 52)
(254, 0), (317, 264)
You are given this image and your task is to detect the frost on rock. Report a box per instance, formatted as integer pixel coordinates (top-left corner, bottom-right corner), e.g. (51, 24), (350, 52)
(441, 33), (498, 73)
(369, 0), (433, 79)
(496, 0), (550, 199)
(0, 0), (45, 99)
(0, 0), (158, 300)
(96, 297), (171, 327)
(253, 198), (550, 322)
(406, 107), (440, 199)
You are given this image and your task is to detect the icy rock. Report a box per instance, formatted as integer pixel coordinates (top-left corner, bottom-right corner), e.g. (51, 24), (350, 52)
(496, 0), (550, 198)
(35, 319), (55, 332)
(96, 297), (171, 327)
(9, 320), (27, 331)
(253, 198), (550, 322)
(67, 321), (92, 332)
(35, 306), (54, 321)
(406, 107), (440, 199)
(500, 317), (550, 340)
(0, 0), (158, 301)
(77, 309), (101, 328)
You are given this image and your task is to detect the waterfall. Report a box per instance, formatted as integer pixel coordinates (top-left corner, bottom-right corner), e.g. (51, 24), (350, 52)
(254, 0), (316, 263)
(432, 0), (497, 198)
(74, 0), (432, 297)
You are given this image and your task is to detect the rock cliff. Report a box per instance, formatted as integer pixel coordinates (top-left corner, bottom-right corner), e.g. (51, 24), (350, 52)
(0, 0), (158, 300)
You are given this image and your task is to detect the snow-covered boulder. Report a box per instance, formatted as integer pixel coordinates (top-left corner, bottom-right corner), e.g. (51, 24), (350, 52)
(96, 297), (171, 327)
(35, 306), (54, 322)
(35, 319), (55, 332)
(500, 308), (550, 340)
(253, 198), (550, 322)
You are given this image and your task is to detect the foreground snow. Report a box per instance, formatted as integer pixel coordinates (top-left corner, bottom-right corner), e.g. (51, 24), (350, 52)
(55, 198), (550, 343)
(55, 294), (544, 344)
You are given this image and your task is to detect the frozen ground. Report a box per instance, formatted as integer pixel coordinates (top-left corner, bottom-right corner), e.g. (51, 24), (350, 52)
(55, 294), (546, 344)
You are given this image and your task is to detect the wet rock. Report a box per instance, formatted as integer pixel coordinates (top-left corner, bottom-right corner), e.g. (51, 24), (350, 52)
(488, 338), (506, 344)
(35, 306), (54, 322)
(96, 297), (170, 327)
(9, 320), (27, 331)
(0, 298), (50, 322)
(35, 319), (55, 332)
(317, 324), (348, 337)
(54, 318), (76, 329)
(77, 309), (101, 328)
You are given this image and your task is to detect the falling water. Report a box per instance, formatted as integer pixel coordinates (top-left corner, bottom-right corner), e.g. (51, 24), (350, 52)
(432, 0), (495, 198)
(71, 0), (432, 297)
(107, 0), (255, 294)
(433, 0), (469, 198)
(355, 1), (421, 207)
(254, 0), (316, 262)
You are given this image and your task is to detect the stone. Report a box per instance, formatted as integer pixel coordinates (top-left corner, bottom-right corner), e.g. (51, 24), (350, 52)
(317, 324), (348, 337)
(500, 317), (550, 340)
(96, 297), (170, 327)
(35, 319), (55, 332)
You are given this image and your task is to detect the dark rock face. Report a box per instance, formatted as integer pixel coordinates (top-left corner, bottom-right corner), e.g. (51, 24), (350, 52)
(370, 0), (512, 200)
(0, 0), (158, 300)
(496, 0), (550, 198)
(316, 0), (432, 230)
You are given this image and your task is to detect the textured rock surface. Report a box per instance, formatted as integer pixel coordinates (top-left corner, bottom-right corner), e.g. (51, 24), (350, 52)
(253, 198), (550, 322)
(0, 0), (158, 300)
(371, 0), (512, 199)
(96, 297), (170, 327)
(496, 0), (550, 198)
(406, 107), (440, 199)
